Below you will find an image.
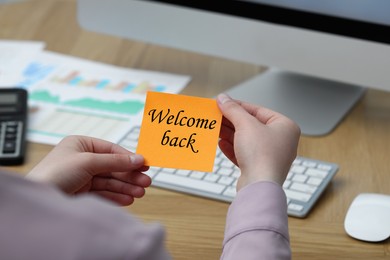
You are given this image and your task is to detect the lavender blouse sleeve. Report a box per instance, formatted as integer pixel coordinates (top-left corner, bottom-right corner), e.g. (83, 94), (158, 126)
(221, 181), (291, 260)
(0, 172), (171, 260)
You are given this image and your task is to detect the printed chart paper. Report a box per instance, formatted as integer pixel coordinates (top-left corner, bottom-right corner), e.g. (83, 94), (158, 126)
(136, 92), (222, 172)
(0, 40), (45, 86)
(17, 51), (190, 145)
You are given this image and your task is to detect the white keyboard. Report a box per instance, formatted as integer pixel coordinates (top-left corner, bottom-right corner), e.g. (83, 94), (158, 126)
(119, 126), (338, 218)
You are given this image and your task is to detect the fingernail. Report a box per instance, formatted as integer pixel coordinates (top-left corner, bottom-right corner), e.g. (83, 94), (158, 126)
(217, 93), (231, 104)
(129, 154), (143, 165)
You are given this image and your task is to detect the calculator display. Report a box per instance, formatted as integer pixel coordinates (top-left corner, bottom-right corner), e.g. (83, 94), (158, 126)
(0, 91), (25, 115)
(0, 93), (18, 104)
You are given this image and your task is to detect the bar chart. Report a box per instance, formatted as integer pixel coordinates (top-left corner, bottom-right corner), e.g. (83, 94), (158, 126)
(19, 51), (190, 145)
(49, 70), (167, 94)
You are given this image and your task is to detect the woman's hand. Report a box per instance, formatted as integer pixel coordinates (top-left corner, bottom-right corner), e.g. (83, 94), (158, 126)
(27, 135), (151, 206)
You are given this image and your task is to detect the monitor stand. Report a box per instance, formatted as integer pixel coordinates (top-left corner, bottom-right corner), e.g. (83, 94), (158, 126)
(225, 68), (366, 136)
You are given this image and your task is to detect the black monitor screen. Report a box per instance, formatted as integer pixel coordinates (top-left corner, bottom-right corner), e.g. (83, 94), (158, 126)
(145, 0), (390, 44)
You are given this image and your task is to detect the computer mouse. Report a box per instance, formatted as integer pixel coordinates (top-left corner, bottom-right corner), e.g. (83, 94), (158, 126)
(344, 193), (390, 242)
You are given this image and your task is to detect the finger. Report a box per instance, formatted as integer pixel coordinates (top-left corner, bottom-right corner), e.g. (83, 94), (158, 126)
(93, 171), (152, 188)
(217, 93), (285, 126)
(239, 101), (286, 125)
(218, 139), (238, 166)
(238, 100), (301, 136)
(138, 165), (150, 172)
(111, 171), (152, 188)
(219, 123), (235, 144)
(77, 152), (145, 176)
(91, 177), (147, 198)
(93, 190), (135, 206)
(221, 116), (234, 130)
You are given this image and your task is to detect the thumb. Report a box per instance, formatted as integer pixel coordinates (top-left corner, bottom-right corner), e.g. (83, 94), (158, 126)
(217, 93), (251, 127)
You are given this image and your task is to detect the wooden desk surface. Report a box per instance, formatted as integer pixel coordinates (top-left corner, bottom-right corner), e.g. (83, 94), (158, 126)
(1, 1), (389, 259)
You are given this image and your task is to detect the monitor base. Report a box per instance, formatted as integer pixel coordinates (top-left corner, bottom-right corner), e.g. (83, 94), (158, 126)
(225, 68), (366, 136)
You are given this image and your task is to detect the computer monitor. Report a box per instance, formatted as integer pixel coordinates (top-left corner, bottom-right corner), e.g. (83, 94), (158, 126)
(77, 0), (390, 136)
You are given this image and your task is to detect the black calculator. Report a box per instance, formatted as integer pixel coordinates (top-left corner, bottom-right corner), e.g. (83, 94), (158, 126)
(0, 88), (28, 165)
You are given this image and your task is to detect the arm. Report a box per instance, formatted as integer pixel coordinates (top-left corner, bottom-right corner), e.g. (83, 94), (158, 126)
(217, 93), (300, 259)
(26, 135), (152, 206)
(222, 182), (291, 260)
(0, 170), (171, 260)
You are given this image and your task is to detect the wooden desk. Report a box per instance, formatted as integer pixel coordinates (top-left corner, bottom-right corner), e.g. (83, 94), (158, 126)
(1, 1), (389, 259)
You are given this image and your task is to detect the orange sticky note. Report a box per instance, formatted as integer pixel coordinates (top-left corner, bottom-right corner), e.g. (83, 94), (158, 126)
(136, 91), (222, 172)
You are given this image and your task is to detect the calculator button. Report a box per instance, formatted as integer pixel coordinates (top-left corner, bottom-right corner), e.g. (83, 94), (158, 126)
(6, 126), (17, 134)
(6, 121), (18, 126)
(3, 140), (16, 153)
(5, 133), (17, 140)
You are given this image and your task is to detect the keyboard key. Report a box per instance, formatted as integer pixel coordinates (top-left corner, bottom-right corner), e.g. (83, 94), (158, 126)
(223, 186), (237, 198)
(307, 176), (323, 186)
(302, 161), (317, 168)
(292, 174), (308, 183)
(203, 173), (220, 182)
(292, 158), (302, 165)
(220, 160), (235, 168)
(161, 168), (176, 174)
(231, 171), (240, 178)
(317, 164), (333, 171)
(284, 189), (311, 202)
(288, 203), (304, 212)
(283, 180), (292, 189)
(218, 176), (235, 186)
(305, 168), (328, 179)
(154, 172), (226, 194)
(290, 182), (317, 194)
(214, 157), (223, 166)
(217, 167), (234, 176)
(290, 165), (306, 174)
(190, 171), (205, 179)
(176, 169), (191, 176)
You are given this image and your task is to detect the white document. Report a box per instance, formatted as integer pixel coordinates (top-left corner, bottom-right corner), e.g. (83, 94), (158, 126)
(0, 40), (45, 87)
(18, 51), (191, 145)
